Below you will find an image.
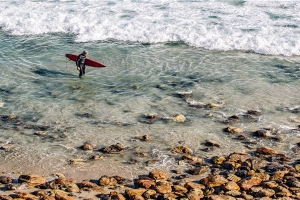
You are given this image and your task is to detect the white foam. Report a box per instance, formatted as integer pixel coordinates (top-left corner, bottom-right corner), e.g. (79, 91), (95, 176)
(0, 1), (299, 56)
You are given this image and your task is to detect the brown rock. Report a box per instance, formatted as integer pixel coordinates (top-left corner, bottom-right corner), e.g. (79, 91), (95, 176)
(173, 185), (188, 193)
(256, 147), (277, 155)
(153, 181), (172, 194)
(0, 143), (13, 150)
(253, 129), (271, 137)
(136, 135), (151, 141)
(205, 140), (221, 148)
(99, 175), (117, 186)
(142, 189), (156, 199)
(208, 195), (236, 200)
(79, 180), (105, 193)
(81, 143), (95, 150)
(212, 156), (226, 165)
(18, 174), (46, 186)
(170, 146), (193, 154)
(184, 181), (205, 190)
(262, 181), (278, 189)
(271, 171), (289, 181)
(109, 191), (126, 200)
(201, 175), (228, 187)
(134, 177), (155, 189)
(101, 143), (126, 153)
(274, 186), (292, 197)
(222, 161), (241, 170)
(125, 189), (147, 197)
(182, 155), (202, 163)
(15, 192), (38, 200)
(239, 177), (262, 190)
(255, 188), (275, 198)
(149, 170), (168, 180)
(228, 153), (250, 163)
(0, 176), (12, 184)
(0, 195), (13, 200)
(55, 193), (74, 200)
(227, 174), (241, 183)
(54, 178), (75, 185)
(224, 181), (240, 191)
(187, 188), (204, 200)
(65, 183), (80, 193)
(224, 126), (243, 134)
(172, 114), (186, 122)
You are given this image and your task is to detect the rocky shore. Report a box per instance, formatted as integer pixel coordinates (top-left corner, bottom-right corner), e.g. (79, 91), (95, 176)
(1, 144), (300, 200)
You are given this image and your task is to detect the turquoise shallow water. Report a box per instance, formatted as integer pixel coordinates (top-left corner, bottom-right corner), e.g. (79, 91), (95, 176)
(0, 31), (300, 178)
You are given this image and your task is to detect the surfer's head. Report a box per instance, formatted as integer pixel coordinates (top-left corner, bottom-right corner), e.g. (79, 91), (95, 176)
(83, 50), (88, 55)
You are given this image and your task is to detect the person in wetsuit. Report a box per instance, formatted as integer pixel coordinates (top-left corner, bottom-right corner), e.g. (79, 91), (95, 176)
(76, 50), (88, 77)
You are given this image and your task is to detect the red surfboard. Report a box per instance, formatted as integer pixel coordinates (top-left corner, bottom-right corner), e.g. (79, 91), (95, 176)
(65, 54), (106, 68)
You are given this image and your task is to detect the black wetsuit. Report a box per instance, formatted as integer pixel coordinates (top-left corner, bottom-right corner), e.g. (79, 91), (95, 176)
(76, 53), (86, 77)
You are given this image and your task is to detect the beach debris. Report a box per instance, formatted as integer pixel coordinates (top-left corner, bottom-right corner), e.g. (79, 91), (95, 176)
(172, 114), (186, 122)
(101, 143), (126, 154)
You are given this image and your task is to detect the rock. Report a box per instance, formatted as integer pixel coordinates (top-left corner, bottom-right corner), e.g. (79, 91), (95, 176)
(55, 193), (75, 200)
(125, 189), (147, 197)
(18, 174), (46, 186)
(54, 178), (75, 185)
(0, 143), (13, 150)
(0, 176), (12, 184)
(253, 129), (271, 137)
(99, 175), (117, 186)
(212, 156), (226, 165)
(184, 182), (205, 190)
(172, 114), (186, 122)
(224, 126), (243, 134)
(182, 155), (202, 163)
(208, 195), (236, 200)
(239, 177), (262, 190)
(136, 135), (151, 141)
(286, 177), (300, 188)
(15, 192), (38, 200)
(274, 186), (292, 197)
(227, 174), (241, 183)
(109, 191), (126, 200)
(224, 181), (240, 191)
(149, 170), (168, 180)
(142, 189), (156, 199)
(256, 147), (277, 155)
(153, 181), (172, 194)
(173, 185), (188, 193)
(101, 143), (126, 153)
(271, 171), (289, 181)
(0, 102), (4, 108)
(228, 153), (250, 163)
(34, 131), (47, 136)
(187, 188), (204, 199)
(255, 188), (275, 198)
(224, 115), (240, 124)
(207, 102), (224, 109)
(262, 181), (278, 189)
(201, 175), (228, 187)
(145, 113), (158, 119)
(177, 91), (192, 98)
(205, 140), (221, 148)
(187, 99), (206, 108)
(0, 195), (12, 200)
(89, 155), (104, 160)
(134, 177), (155, 189)
(81, 143), (96, 150)
(222, 161), (241, 170)
(65, 183), (79, 193)
(79, 180), (105, 193)
(170, 146), (193, 154)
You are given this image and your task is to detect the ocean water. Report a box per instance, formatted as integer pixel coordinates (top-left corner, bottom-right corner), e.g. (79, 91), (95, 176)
(0, 0), (299, 179)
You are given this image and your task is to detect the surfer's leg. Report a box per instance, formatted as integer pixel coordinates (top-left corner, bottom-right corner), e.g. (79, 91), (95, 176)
(83, 65), (86, 75)
(79, 65), (83, 77)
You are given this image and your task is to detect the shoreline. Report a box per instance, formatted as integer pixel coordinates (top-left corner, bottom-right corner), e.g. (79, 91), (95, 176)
(1, 143), (300, 199)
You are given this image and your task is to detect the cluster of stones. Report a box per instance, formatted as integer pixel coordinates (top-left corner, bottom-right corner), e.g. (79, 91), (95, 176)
(1, 145), (300, 200)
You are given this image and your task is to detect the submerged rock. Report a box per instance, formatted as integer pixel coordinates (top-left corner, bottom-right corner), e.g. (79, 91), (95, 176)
(204, 140), (221, 148)
(224, 126), (243, 134)
(172, 114), (186, 122)
(136, 135), (151, 141)
(81, 143), (96, 150)
(170, 146), (193, 154)
(101, 143), (126, 154)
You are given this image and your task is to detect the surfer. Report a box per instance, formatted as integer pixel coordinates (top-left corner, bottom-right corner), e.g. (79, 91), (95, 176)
(76, 50), (88, 77)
